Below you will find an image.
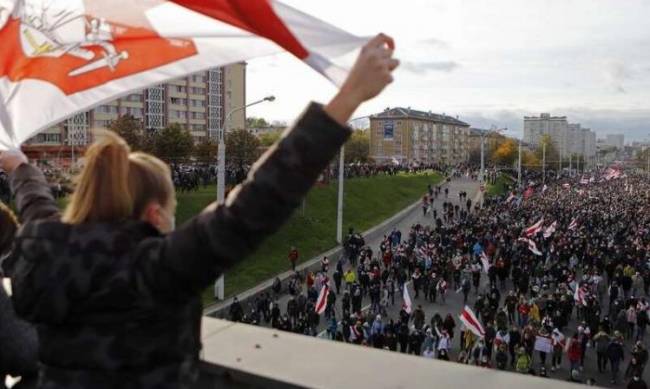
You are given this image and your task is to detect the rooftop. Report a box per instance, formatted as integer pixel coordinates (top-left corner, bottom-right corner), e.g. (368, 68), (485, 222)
(371, 107), (470, 127)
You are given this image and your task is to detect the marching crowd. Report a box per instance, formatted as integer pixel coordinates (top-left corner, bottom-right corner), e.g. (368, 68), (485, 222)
(229, 169), (650, 387)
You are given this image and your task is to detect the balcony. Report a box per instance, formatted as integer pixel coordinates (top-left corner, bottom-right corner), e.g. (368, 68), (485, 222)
(197, 318), (580, 389)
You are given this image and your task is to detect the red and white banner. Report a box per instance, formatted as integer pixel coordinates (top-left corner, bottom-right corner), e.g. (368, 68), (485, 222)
(543, 221), (557, 239)
(518, 237), (542, 256)
(459, 306), (484, 338)
(568, 218), (578, 231)
(573, 283), (588, 307)
(314, 283), (330, 315)
(402, 284), (412, 314)
(0, 0), (366, 149)
(524, 218), (544, 238)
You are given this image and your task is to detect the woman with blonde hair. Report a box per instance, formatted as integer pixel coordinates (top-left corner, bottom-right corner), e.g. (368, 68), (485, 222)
(0, 34), (399, 388)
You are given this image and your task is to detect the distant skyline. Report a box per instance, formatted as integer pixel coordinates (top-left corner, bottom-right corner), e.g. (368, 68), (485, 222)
(246, 0), (650, 141)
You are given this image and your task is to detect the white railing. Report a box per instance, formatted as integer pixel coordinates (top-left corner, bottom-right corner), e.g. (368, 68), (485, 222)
(198, 318), (582, 389)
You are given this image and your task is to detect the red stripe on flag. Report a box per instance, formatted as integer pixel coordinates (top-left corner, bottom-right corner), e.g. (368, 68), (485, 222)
(461, 309), (484, 336)
(171, 0), (310, 59)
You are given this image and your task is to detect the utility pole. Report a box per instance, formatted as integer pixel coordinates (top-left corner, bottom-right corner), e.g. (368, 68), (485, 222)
(558, 145), (562, 179)
(216, 96), (275, 203)
(336, 147), (345, 244)
(517, 138), (522, 188)
(569, 154), (572, 177)
(542, 142), (546, 184)
(481, 134), (485, 182)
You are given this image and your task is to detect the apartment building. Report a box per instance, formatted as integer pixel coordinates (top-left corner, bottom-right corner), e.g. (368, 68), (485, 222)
(27, 63), (246, 149)
(523, 113), (596, 158)
(369, 107), (470, 165)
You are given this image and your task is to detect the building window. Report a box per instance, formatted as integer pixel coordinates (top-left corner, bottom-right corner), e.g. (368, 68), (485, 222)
(175, 85), (187, 93)
(190, 99), (206, 107)
(171, 110), (187, 119)
(192, 74), (206, 83)
(383, 121), (394, 140)
(191, 112), (205, 120)
(170, 97), (187, 106)
(190, 87), (206, 95)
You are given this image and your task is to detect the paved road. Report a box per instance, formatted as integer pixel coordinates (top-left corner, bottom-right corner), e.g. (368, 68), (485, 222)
(270, 177), (481, 327)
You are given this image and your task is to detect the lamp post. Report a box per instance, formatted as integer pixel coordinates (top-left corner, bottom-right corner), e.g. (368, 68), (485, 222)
(216, 96), (275, 203)
(336, 116), (369, 244)
(518, 138), (522, 188)
(542, 142), (546, 184)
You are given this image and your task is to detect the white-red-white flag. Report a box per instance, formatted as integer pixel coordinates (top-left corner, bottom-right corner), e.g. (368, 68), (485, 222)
(479, 251), (491, 274)
(543, 221), (557, 239)
(314, 283), (330, 315)
(574, 284), (587, 307)
(524, 218), (544, 238)
(459, 306), (484, 338)
(0, 0), (367, 149)
(402, 284), (412, 314)
(519, 237), (542, 256)
(568, 218), (578, 231)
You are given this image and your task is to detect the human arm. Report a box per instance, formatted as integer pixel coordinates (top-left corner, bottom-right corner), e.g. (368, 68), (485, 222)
(0, 150), (60, 223)
(148, 34), (399, 292)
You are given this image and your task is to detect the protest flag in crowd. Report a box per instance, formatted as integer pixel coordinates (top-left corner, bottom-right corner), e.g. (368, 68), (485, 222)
(523, 186), (534, 200)
(402, 284), (412, 314)
(568, 218), (578, 231)
(0, 0), (366, 149)
(314, 283), (330, 315)
(573, 283), (587, 307)
(518, 237), (542, 256)
(459, 306), (485, 338)
(505, 192), (516, 203)
(524, 218), (544, 238)
(543, 221), (557, 239)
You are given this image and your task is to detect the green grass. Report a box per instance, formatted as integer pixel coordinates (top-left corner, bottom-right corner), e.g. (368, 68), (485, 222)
(45, 172), (441, 305)
(486, 174), (514, 197)
(189, 171), (442, 305)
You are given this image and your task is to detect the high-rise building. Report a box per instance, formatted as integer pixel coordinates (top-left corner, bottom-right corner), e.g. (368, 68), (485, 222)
(26, 63), (246, 149)
(605, 134), (625, 149)
(369, 107), (470, 165)
(524, 113), (596, 158)
(523, 113), (569, 156)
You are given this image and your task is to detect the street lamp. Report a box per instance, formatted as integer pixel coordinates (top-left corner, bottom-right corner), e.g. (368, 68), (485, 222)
(216, 95), (275, 203)
(336, 116), (369, 244)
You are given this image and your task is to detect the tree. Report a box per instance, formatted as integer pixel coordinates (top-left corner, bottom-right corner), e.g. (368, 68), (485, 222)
(345, 131), (370, 163)
(492, 138), (518, 166)
(522, 150), (541, 170)
(246, 117), (269, 128)
(226, 129), (261, 170)
(155, 123), (194, 163)
(259, 130), (283, 147)
(194, 137), (218, 163)
(536, 134), (559, 166)
(109, 115), (144, 149)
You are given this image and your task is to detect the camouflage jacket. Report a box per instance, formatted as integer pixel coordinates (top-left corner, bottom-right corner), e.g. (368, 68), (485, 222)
(9, 103), (350, 388)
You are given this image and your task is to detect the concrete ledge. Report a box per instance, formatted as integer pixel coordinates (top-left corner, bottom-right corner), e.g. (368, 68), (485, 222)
(204, 175), (448, 318)
(198, 317), (581, 389)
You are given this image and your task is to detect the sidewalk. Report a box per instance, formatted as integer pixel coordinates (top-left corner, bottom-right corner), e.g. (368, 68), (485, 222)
(205, 176), (481, 318)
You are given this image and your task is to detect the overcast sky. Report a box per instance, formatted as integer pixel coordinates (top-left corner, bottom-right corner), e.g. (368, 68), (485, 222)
(245, 0), (650, 142)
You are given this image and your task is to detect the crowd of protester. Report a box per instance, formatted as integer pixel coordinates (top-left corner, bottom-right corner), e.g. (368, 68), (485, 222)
(228, 168), (650, 387)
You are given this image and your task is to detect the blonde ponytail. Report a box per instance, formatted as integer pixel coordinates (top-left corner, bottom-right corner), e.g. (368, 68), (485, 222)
(63, 131), (132, 224)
